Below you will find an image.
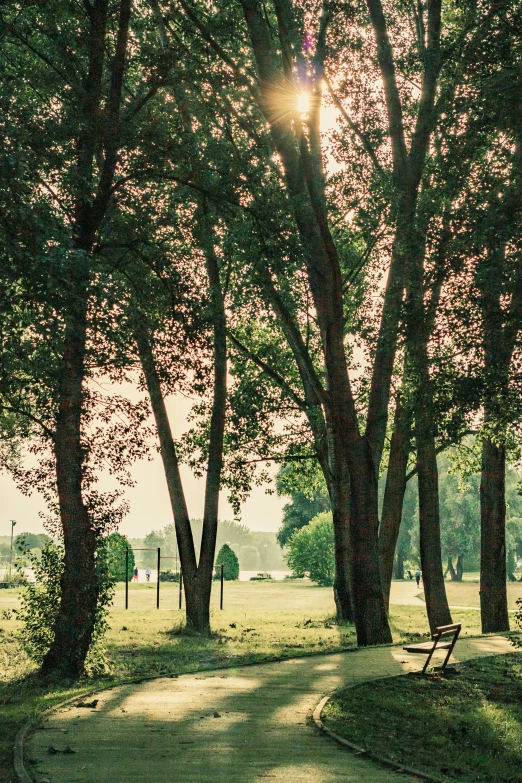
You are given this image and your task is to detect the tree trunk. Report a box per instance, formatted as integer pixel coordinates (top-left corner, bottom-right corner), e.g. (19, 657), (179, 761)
(456, 554), (464, 582)
(395, 549), (405, 580)
(329, 461), (353, 622)
(40, 0), (132, 677)
(480, 437), (509, 632)
(41, 282), (99, 678)
(416, 409), (452, 634)
(379, 395), (411, 609)
(446, 557), (457, 581)
(347, 437), (392, 645)
(136, 330), (199, 616)
(191, 210), (227, 633)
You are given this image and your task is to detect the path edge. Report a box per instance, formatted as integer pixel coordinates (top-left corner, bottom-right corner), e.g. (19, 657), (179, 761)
(312, 685), (449, 783)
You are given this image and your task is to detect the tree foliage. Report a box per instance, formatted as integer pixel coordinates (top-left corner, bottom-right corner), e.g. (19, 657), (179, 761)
(214, 543), (240, 581)
(286, 512), (335, 587)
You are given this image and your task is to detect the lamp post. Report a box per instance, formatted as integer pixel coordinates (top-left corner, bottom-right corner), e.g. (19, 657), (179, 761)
(9, 520), (16, 580)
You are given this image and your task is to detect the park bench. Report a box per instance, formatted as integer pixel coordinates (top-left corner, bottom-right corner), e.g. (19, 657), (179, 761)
(403, 623), (461, 674)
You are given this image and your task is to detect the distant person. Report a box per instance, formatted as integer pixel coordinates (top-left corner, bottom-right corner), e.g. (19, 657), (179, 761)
(145, 567), (151, 582)
(415, 570), (421, 587)
(133, 566), (139, 583)
(407, 570), (413, 580)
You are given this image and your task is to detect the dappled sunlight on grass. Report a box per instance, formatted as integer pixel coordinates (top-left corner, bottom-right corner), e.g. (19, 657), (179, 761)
(322, 653), (522, 783)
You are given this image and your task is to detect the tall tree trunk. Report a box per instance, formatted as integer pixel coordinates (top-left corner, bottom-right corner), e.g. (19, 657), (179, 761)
(40, 0), (132, 677)
(191, 210), (227, 633)
(379, 395), (411, 609)
(136, 215), (227, 634)
(416, 398), (452, 633)
(41, 281), (99, 678)
(480, 436), (509, 632)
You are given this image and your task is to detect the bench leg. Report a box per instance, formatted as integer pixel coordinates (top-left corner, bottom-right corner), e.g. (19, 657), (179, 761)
(440, 629), (461, 672)
(421, 645), (437, 675)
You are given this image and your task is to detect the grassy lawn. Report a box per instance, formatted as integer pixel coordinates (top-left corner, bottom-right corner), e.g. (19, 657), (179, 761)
(0, 579), (503, 782)
(322, 653), (522, 783)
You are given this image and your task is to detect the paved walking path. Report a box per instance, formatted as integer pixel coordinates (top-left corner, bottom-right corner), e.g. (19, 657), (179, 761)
(25, 635), (511, 783)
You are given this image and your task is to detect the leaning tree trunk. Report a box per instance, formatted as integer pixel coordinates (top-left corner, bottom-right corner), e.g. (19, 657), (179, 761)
(379, 396), (411, 609)
(136, 329), (199, 619)
(480, 436), (509, 632)
(41, 283), (99, 678)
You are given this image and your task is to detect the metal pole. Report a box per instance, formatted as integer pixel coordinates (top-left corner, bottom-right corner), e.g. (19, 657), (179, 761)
(179, 570), (183, 610)
(157, 547), (161, 609)
(220, 563), (224, 610)
(125, 548), (129, 610)
(9, 520), (16, 579)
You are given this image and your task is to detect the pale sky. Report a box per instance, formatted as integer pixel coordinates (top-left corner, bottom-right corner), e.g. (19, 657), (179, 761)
(0, 391), (286, 540)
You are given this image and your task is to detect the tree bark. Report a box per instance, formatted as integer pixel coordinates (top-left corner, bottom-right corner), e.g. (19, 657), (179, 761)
(240, 0), (390, 644)
(41, 281), (98, 678)
(446, 558), (457, 581)
(416, 395), (452, 634)
(136, 214), (227, 634)
(379, 395), (411, 609)
(480, 436), (509, 632)
(456, 554), (464, 582)
(394, 549), (405, 580)
(135, 329), (199, 614)
(40, 0), (132, 677)
(192, 210), (228, 633)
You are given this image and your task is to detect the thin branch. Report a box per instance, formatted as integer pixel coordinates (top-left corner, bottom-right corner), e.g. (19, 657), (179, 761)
(0, 403), (55, 440)
(228, 330), (308, 411)
(231, 453), (318, 465)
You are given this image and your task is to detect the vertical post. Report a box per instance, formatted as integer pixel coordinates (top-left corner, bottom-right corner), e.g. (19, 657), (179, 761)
(179, 570), (183, 610)
(220, 563), (224, 610)
(157, 547), (161, 609)
(125, 548), (129, 610)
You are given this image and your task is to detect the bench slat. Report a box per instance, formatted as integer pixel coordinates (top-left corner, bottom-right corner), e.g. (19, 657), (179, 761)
(403, 642), (452, 652)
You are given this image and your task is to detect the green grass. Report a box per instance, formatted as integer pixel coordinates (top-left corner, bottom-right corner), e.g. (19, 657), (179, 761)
(322, 653), (522, 782)
(0, 580), (497, 782)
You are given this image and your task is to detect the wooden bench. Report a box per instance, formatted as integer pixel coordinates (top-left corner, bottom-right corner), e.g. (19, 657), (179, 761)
(403, 623), (461, 674)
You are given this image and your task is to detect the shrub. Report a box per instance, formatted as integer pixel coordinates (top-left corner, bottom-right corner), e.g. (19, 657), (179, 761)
(285, 512), (335, 586)
(17, 538), (114, 675)
(100, 532), (135, 582)
(214, 543), (239, 580)
(159, 569), (180, 582)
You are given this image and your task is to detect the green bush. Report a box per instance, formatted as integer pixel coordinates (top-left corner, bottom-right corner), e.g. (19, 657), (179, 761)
(100, 532), (135, 582)
(214, 543), (239, 580)
(17, 538), (115, 675)
(159, 569), (180, 582)
(285, 512), (335, 586)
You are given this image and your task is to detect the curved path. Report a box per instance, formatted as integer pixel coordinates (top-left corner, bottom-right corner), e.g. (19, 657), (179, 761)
(23, 635), (510, 783)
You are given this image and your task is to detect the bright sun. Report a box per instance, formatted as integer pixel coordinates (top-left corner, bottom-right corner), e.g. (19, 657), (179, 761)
(297, 91), (310, 115)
